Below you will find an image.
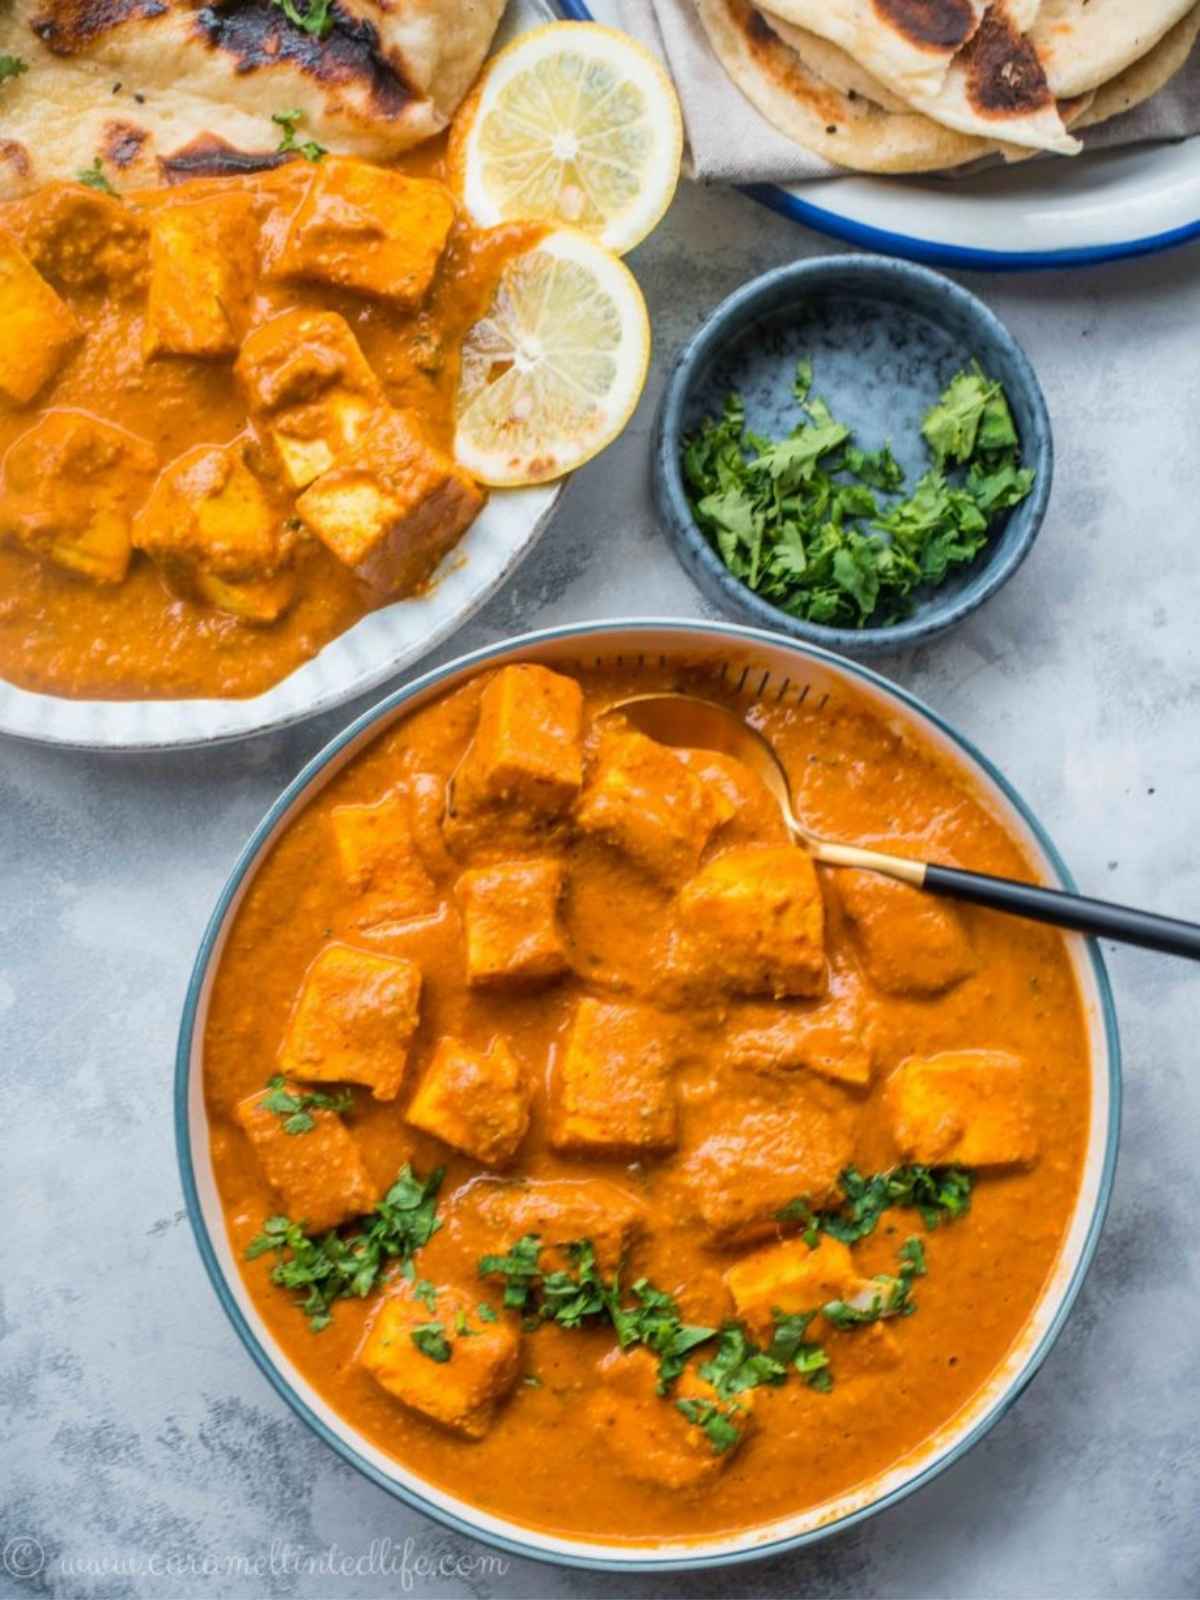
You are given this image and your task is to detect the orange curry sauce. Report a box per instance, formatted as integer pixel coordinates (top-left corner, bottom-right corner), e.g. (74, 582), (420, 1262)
(0, 149), (539, 700)
(204, 658), (1091, 1546)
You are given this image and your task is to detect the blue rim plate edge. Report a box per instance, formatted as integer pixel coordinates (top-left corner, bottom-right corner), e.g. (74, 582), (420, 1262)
(555, 0), (1200, 272)
(175, 616), (1122, 1576)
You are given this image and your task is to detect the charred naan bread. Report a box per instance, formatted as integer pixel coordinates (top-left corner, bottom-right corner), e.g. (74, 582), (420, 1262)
(695, 0), (1004, 172)
(1033, 0), (1198, 99)
(0, 0), (506, 198)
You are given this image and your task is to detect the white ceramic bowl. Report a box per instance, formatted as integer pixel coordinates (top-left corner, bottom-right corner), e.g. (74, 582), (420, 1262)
(176, 618), (1120, 1573)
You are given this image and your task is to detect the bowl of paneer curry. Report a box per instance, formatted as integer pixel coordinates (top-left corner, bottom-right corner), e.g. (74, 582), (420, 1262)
(181, 620), (1118, 1568)
(0, 154), (561, 746)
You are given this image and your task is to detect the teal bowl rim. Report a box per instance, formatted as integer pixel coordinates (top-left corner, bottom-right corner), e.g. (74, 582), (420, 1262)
(175, 616), (1121, 1575)
(653, 255), (1053, 655)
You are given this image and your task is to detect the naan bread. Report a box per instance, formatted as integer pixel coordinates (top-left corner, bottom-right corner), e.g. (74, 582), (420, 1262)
(1074, 3), (1200, 129)
(759, 13), (911, 111)
(695, 0), (1001, 172)
(752, 0), (987, 100)
(0, 0), (506, 198)
(909, 2), (1079, 153)
(1032, 0), (1197, 99)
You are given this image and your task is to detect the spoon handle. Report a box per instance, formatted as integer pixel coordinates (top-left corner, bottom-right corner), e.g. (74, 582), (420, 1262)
(922, 864), (1200, 960)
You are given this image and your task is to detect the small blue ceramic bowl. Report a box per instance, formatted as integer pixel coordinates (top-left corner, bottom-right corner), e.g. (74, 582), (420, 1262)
(655, 256), (1052, 654)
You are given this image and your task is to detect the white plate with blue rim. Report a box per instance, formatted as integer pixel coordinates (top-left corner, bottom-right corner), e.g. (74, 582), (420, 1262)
(559, 0), (1200, 272)
(0, 0), (560, 754)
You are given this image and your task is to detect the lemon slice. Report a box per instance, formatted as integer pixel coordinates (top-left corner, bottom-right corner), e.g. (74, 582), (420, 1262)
(454, 228), (650, 488)
(449, 21), (683, 255)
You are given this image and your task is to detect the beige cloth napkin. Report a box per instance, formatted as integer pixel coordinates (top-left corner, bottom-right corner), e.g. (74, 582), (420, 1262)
(610, 0), (1200, 184)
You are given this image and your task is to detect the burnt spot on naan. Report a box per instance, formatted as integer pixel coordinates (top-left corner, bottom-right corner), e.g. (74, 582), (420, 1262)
(872, 0), (978, 53)
(159, 132), (297, 183)
(192, 0), (414, 117)
(103, 119), (148, 167)
(739, 4), (852, 128)
(31, 0), (167, 54)
(962, 7), (1052, 118)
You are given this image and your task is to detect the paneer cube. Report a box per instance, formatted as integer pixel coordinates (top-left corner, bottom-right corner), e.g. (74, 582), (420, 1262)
(476, 1178), (646, 1278)
(192, 568), (297, 625)
(0, 410), (156, 584)
(728, 1007), (872, 1088)
(724, 1236), (868, 1338)
(672, 847), (827, 999)
(575, 728), (734, 885)
(406, 1035), (531, 1167)
(235, 1083), (378, 1233)
(143, 192), (258, 359)
(296, 407), (483, 597)
(0, 228), (81, 404)
(886, 1051), (1038, 1168)
(331, 790), (439, 922)
(456, 858), (568, 988)
(277, 942), (422, 1102)
(18, 181), (148, 294)
(550, 998), (677, 1155)
(587, 1348), (754, 1489)
(678, 1102), (852, 1245)
(838, 870), (975, 997)
(132, 438), (295, 617)
(235, 309), (383, 491)
(452, 664), (584, 821)
(360, 1280), (520, 1439)
(272, 159), (456, 306)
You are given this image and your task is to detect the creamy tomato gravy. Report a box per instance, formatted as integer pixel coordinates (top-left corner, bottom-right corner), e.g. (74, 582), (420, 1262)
(204, 657), (1090, 1545)
(0, 151), (537, 701)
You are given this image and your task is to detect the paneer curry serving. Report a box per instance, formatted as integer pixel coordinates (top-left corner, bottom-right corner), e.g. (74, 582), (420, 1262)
(0, 155), (540, 700)
(204, 657), (1091, 1543)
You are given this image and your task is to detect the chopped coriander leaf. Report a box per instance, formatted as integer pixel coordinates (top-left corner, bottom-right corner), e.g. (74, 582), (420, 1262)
(523, 1374), (543, 1388)
(675, 1397), (744, 1455)
(77, 158), (115, 195)
(272, 107), (327, 162)
(0, 55), (28, 82)
(454, 1308), (476, 1337)
(478, 1233), (543, 1310)
(244, 1163), (444, 1330)
(612, 1279), (715, 1394)
(412, 1278), (438, 1314)
(261, 1074), (353, 1135)
(270, 0), (333, 38)
(823, 1237), (928, 1330)
(699, 1323), (788, 1399)
(410, 1322), (451, 1363)
(476, 1302), (499, 1324)
(682, 359), (1032, 630)
(820, 1165), (973, 1243)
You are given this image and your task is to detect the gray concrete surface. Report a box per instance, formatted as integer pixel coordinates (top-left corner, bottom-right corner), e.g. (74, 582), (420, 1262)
(3, 177), (1199, 1600)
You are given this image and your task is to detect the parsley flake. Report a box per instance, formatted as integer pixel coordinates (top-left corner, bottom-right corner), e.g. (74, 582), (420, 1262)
(0, 56), (28, 82)
(77, 158), (115, 195)
(410, 1322), (451, 1363)
(261, 1075), (352, 1135)
(272, 107), (327, 161)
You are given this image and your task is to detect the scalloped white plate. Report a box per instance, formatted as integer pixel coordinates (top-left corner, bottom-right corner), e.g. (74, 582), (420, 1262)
(0, 0), (561, 752)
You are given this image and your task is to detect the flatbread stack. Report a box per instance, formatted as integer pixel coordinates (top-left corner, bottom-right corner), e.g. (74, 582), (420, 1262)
(694, 0), (1200, 173)
(0, 0), (507, 198)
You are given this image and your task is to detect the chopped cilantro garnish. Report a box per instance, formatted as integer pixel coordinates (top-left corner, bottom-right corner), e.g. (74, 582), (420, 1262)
(77, 158), (115, 195)
(0, 56), (28, 82)
(682, 360), (1033, 629)
(476, 1302), (499, 1324)
(477, 1237), (714, 1392)
(675, 1396), (745, 1455)
(523, 1374), (543, 1389)
(781, 1165), (973, 1246)
(245, 1163), (444, 1330)
(270, 0), (333, 38)
(767, 1310), (832, 1393)
(412, 1278), (438, 1314)
(272, 107), (327, 161)
(822, 1236), (928, 1330)
(699, 1323), (788, 1398)
(410, 1322), (451, 1363)
(261, 1074), (352, 1135)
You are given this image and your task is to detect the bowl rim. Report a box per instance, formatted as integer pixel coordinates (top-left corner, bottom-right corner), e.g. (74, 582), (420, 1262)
(653, 254), (1053, 654)
(175, 615), (1120, 1574)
